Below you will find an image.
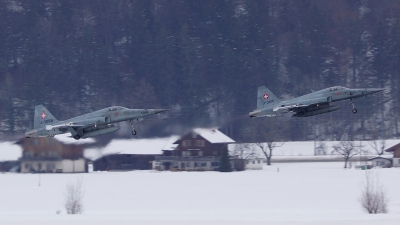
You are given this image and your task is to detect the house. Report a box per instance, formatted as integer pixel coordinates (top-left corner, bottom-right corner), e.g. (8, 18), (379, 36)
(153, 128), (235, 171)
(16, 134), (93, 173)
(245, 158), (263, 170)
(385, 143), (400, 167)
(367, 156), (392, 168)
(94, 154), (156, 171)
(0, 141), (22, 172)
(87, 137), (174, 171)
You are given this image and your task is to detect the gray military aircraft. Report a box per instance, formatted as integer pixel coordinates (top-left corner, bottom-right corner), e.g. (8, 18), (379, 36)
(249, 86), (384, 118)
(25, 105), (168, 139)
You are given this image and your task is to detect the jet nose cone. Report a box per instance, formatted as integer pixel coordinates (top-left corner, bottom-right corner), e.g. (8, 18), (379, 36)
(154, 109), (169, 114)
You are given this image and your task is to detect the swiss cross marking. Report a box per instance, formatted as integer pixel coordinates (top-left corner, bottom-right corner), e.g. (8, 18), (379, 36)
(263, 92), (269, 100)
(115, 112), (118, 116)
(40, 111), (46, 119)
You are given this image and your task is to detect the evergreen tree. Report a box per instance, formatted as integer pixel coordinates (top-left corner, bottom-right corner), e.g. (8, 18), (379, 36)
(219, 148), (232, 172)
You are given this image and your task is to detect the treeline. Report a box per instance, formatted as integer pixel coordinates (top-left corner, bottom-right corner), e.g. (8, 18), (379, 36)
(1, 0), (400, 142)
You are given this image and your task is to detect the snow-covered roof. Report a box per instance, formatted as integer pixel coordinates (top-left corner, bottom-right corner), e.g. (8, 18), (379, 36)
(367, 156), (392, 161)
(193, 128), (235, 143)
(54, 133), (96, 145)
(162, 135), (180, 151)
(385, 142), (400, 152)
(84, 137), (172, 161)
(0, 141), (22, 161)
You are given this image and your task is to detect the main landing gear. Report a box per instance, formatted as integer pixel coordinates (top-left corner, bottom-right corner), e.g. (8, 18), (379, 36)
(350, 99), (357, 114)
(73, 135), (81, 140)
(129, 120), (137, 135)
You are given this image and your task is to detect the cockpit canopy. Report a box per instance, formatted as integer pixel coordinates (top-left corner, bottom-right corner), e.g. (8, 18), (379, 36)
(108, 106), (126, 111)
(324, 86), (348, 92)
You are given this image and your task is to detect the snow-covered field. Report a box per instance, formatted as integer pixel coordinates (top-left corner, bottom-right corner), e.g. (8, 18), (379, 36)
(1, 162), (400, 225)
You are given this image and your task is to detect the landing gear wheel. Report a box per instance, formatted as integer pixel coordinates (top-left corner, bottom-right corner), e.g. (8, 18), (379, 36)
(132, 130), (137, 135)
(73, 135), (81, 140)
(352, 108), (357, 114)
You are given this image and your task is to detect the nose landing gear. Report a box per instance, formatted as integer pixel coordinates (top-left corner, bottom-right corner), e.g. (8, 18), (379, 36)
(350, 99), (357, 114)
(129, 120), (137, 136)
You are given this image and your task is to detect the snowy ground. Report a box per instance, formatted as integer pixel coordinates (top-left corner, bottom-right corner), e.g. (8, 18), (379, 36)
(1, 162), (400, 225)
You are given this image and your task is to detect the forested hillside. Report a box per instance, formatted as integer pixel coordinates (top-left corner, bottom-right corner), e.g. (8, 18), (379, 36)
(1, 0), (399, 142)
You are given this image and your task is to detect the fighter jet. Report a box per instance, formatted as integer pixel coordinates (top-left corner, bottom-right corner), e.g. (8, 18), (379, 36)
(249, 86), (384, 118)
(25, 105), (168, 139)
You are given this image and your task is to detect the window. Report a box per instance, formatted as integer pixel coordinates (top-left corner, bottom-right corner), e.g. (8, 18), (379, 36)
(182, 140), (191, 147)
(195, 140), (205, 146)
(211, 162), (219, 167)
(46, 163), (55, 170)
(182, 151), (191, 157)
(398, 159), (400, 164)
(31, 139), (39, 146)
(212, 151), (218, 156)
(198, 151), (203, 156)
(192, 133), (197, 138)
(186, 162), (191, 167)
(201, 162), (207, 167)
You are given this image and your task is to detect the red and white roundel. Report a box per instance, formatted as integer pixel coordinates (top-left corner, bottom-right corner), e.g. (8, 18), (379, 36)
(40, 111), (46, 119)
(263, 92), (269, 100)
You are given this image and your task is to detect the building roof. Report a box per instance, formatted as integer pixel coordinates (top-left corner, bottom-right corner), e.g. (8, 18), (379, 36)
(162, 135), (180, 151)
(385, 143), (400, 152)
(367, 156), (392, 161)
(84, 137), (172, 161)
(0, 141), (22, 161)
(192, 128), (235, 143)
(54, 133), (96, 145)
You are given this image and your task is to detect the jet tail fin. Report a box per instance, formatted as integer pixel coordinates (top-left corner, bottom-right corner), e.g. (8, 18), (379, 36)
(33, 105), (58, 129)
(257, 86), (280, 109)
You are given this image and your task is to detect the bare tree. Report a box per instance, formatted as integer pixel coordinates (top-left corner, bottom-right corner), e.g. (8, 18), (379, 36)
(316, 141), (328, 155)
(232, 143), (259, 160)
(231, 143), (259, 170)
(255, 142), (284, 166)
(64, 178), (85, 214)
(332, 141), (362, 168)
(369, 140), (386, 156)
(360, 171), (388, 214)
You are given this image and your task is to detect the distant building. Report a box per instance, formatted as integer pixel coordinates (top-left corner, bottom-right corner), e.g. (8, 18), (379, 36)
(0, 141), (22, 172)
(385, 143), (400, 167)
(16, 137), (87, 173)
(93, 154), (156, 171)
(245, 158), (263, 170)
(87, 138), (171, 171)
(153, 128), (235, 171)
(367, 156), (392, 168)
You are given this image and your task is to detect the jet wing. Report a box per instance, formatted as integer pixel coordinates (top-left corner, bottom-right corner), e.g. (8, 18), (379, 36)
(45, 117), (107, 130)
(272, 97), (328, 114)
